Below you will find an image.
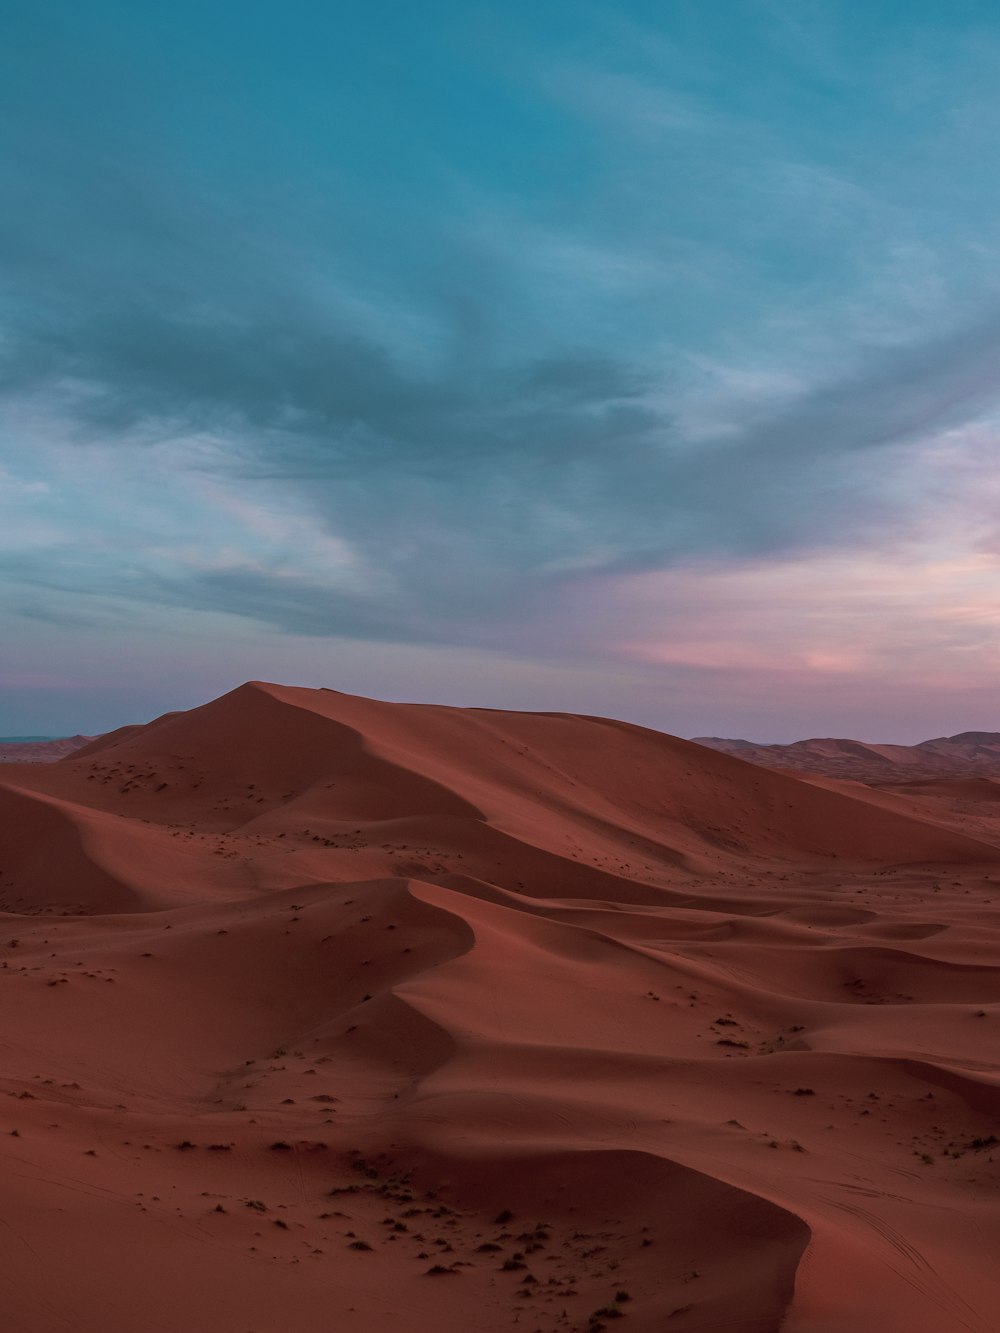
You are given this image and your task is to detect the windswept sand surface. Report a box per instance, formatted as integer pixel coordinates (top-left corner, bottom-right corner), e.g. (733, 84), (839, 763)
(1, 682), (999, 1332)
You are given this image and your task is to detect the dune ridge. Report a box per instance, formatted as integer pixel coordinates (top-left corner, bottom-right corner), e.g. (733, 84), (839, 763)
(696, 731), (1000, 782)
(0, 681), (998, 1331)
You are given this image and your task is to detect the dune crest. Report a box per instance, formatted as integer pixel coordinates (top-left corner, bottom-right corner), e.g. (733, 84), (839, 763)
(1, 681), (999, 1331)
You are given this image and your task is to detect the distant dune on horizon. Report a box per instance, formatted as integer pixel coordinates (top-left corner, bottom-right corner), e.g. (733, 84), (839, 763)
(0, 733), (95, 763)
(695, 731), (1000, 782)
(0, 680), (998, 1330)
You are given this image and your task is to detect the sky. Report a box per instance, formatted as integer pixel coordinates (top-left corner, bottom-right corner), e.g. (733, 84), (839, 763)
(3, 0), (1000, 741)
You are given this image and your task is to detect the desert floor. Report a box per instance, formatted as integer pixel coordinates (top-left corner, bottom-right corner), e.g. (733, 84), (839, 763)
(1, 681), (998, 1332)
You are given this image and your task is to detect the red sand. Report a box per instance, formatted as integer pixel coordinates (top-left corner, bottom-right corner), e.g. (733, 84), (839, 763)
(1, 680), (999, 1331)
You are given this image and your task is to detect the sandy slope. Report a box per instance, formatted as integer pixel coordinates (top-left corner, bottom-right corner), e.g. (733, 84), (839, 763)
(1, 682), (999, 1332)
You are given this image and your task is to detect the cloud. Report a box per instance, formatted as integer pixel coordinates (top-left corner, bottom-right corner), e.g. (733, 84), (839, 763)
(7, 266), (1000, 655)
(599, 548), (1000, 679)
(5, 0), (1000, 681)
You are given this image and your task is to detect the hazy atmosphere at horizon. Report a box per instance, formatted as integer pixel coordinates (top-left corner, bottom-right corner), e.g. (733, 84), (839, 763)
(3, 0), (1000, 740)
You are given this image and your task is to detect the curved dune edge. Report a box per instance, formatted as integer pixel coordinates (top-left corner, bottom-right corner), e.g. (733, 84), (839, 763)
(0, 681), (998, 1331)
(0, 779), (259, 913)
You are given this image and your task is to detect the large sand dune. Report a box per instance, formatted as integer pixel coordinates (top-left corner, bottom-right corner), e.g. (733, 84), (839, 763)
(1, 681), (999, 1331)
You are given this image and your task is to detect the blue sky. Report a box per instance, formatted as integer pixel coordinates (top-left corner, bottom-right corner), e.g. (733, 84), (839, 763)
(3, 0), (1000, 739)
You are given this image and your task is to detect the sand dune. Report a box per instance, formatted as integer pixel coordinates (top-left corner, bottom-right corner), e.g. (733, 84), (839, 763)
(0, 681), (998, 1330)
(695, 731), (1000, 782)
(0, 733), (95, 763)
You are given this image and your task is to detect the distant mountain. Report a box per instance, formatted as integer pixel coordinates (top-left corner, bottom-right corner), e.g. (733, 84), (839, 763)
(0, 735), (96, 764)
(689, 735), (759, 750)
(691, 732), (1000, 781)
